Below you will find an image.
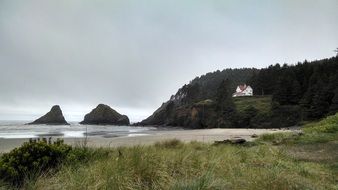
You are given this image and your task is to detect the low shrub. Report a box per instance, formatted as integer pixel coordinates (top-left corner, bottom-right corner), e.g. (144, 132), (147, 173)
(0, 138), (72, 186)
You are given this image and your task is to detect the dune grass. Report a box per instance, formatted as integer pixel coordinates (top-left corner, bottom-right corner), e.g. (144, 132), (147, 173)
(257, 113), (338, 187)
(28, 142), (335, 190)
(258, 113), (338, 145)
(1, 113), (338, 190)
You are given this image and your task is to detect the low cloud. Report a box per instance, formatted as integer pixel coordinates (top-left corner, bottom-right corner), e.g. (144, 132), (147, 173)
(0, 0), (337, 122)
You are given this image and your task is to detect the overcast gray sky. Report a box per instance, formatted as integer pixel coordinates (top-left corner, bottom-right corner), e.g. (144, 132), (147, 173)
(0, 0), (337, 122)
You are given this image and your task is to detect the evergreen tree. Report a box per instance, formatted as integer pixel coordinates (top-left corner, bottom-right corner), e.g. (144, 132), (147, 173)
(300, 82), (315, 119)
(273, 70), (297, 105)
(306, 80), (330, 119)
(184, 83), (200, 104)
(290, 80), (302, 104)
(215, 79), (236, 128)
(308, 91), (329, 119)
(329, 88), (338, 114)
(273, 76), (290, 105)
(328, 73), (338, 114)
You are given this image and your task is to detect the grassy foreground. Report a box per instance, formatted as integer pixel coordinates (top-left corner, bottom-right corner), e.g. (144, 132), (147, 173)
(1, 114), (338, 190)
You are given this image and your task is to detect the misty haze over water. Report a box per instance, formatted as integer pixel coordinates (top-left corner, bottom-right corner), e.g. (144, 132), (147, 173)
(0, 121), (154, 139)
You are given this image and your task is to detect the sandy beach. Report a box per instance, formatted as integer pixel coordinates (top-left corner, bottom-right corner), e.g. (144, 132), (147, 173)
(0, 128), (293, 153)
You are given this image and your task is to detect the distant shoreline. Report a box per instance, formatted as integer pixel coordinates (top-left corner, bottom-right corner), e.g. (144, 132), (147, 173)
(0, 128), (295, 153)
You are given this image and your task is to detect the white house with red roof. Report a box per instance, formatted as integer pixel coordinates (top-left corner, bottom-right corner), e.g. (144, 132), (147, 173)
(232, 84), (253, 97)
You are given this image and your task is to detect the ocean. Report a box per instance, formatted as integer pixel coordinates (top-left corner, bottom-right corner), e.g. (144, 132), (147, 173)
(0, 121), (155, 139)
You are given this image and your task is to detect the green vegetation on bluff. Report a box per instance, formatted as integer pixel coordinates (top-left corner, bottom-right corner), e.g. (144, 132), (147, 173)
(1, 114), (337, 189)
(234, 96), (271, 114)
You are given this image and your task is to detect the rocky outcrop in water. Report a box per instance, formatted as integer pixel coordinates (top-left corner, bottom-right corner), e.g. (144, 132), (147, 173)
(28, 105), (69, 125)
(80, 104), (130, 125)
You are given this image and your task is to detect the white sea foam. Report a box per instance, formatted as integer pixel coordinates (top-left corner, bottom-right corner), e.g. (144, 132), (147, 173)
(0, 133), (38, 139)
(63, 131), (85, 138)
(127, 133), (149, 137)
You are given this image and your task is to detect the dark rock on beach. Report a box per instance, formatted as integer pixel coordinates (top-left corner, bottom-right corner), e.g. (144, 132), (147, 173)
(80, 104), (130, 125)
(28, 105), (69, 125)
(214, 138), (247, 145)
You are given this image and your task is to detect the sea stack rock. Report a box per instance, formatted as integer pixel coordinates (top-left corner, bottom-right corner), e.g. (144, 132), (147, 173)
(28, 105), (69, 125)
(80, 104), (130, 125)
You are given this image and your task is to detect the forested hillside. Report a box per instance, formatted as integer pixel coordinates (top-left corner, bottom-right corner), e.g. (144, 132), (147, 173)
(250, 56), (338, 120)
(139, 56), (338, 128)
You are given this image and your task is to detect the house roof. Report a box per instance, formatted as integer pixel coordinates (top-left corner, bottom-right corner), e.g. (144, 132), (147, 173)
(239, 84), (247, 91)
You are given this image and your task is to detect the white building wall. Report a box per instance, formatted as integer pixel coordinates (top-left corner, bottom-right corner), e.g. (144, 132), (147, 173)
(232, 85), (253, 97)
